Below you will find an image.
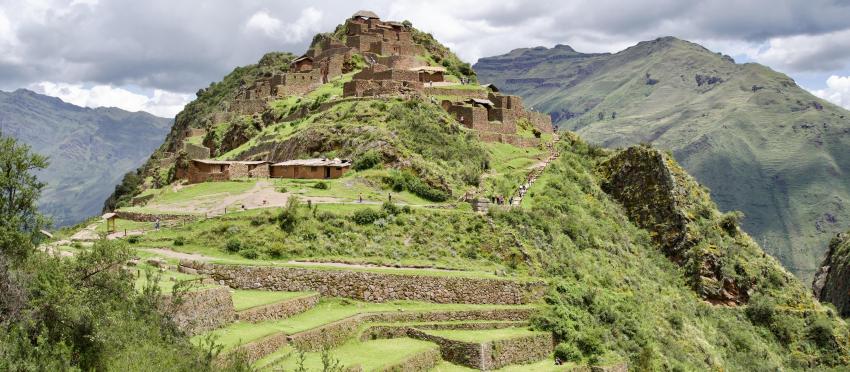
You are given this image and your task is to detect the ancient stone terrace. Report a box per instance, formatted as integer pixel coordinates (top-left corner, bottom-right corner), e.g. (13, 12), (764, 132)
(441, 90), (554, 147)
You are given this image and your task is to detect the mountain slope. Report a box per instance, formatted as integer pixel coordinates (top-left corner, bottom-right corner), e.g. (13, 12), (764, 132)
(84, 13), (850, 369)
(475, 37), (850, 281)
(0, 89), (172, 226)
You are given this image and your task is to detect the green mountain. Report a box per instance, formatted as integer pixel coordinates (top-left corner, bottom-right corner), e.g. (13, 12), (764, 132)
(474, 37), (850, 282)
(0, 89), (172, 226)
(78, 14), (850, 370)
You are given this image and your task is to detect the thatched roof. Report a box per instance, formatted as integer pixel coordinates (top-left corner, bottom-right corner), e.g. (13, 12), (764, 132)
(352, 10), (380, 19)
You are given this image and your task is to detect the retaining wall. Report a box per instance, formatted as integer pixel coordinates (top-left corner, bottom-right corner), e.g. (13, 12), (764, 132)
(407, 329), (553, 370)
(115, 210), (197, 222)
(161, 287), (235, 335)
(183, 261), (546, 304)
(237, 293), (320, 323)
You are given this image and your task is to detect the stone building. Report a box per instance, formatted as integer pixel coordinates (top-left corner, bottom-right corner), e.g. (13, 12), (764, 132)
(187, 159), (270, 184)
(270, 158), (351, 179)
(411, 66), (446, 83)
(440, 92), (554, 147)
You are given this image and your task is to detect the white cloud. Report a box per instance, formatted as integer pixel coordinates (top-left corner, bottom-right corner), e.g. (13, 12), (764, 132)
(30, 81), (192, 117)
(245, 7), (323, 43)
(811, 75), (850, 109)
(745, 29), (850, 73)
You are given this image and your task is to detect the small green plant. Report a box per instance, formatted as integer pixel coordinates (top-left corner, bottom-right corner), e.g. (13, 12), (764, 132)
(352, 149), (381, 171)
(127, 236), (139, 244)
(239, 249), (259, 259)
(554, 342), (581, 363)
(173, 237), (185, 246)
(277, 186), (288, 193)
(277, 197), (301, 233)
(352, 208), (384, 225)
(313, 181), (329, 190)
(381, 201), (400, 215)
(321, 347), (343, 372)
(225, 238), (241, 253)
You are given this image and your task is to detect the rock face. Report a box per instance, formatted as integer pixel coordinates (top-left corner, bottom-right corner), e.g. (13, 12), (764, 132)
(813, 233), (850, 316)
(599, 146), (747, 305)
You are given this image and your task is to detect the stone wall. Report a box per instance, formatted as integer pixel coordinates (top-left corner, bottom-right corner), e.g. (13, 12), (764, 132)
(230, 99), (266, 115)
(229, 332), (289, 365)
(248, 164), (270, 178)
(161, 287), (235, 335)
(446, 105), (489, 129)
(237, 293), (319, 323)
(184, 142), (210, 159)
(381, 348), (440, 372)
(353, 68), (419, 82)
(424, 87), (489, 99)
(187, 262), (546, 304)
(115, 210), (197, 222)
(343, 79), (423, 98)
(475, 132), (541, 148)
(406, 329), (553, 370)
(527, 111), (554, 134)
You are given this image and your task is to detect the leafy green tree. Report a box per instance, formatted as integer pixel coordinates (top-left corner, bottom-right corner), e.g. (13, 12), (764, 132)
(0, 133), (49, 261)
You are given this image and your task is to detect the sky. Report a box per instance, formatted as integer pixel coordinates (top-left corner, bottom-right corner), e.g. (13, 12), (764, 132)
(2, 0), (850, 117)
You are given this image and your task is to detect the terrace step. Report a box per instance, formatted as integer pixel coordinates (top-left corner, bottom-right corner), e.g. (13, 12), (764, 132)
(235, 292), (320, 323)
(409, 328), (553, 370)
(255, 338), (441, 372)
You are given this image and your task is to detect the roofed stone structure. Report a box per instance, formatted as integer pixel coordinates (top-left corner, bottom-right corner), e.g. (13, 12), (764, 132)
(351, 10), (380, 20)
(270, 158), (351, 179)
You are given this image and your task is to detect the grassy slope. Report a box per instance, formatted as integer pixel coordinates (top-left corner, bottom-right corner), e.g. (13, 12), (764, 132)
(256, 339), (438, 371)
(475, 37), (850, 282)
(231, 291), (315, 312)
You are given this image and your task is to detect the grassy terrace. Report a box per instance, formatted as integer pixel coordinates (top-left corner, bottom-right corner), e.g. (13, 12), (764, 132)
(132, 268), (207, 293)
(231, 290), (315, 312)
(422, 327), (540, 343)
(255, 339), (438, 371)
(195, 298), (537, 351)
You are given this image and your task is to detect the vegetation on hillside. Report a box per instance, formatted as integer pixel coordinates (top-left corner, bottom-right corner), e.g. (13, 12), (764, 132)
(0, 134), (248, 370)
(475, 37), (850, 282)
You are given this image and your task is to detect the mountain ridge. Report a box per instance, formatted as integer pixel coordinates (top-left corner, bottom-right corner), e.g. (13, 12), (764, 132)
(474, 36), (850, 281)
(0, 88), (172, 226)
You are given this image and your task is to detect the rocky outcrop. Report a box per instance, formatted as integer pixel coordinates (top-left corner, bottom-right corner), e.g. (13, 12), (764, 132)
(599, 146), (748, 305)
(813, 233), (850, 316)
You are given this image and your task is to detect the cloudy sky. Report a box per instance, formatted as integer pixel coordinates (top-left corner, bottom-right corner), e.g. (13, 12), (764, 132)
(2, 0), (850, 117)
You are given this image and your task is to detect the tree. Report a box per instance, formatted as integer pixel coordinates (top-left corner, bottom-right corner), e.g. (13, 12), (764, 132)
(0, 133), (49, 261)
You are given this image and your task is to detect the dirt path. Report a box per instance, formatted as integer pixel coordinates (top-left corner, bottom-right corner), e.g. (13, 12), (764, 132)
(70, 223), (99, 241)
(142, 248), (215, 262)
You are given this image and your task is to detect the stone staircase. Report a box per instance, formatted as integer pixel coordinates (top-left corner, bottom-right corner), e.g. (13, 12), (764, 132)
(510, 134), (560, 207)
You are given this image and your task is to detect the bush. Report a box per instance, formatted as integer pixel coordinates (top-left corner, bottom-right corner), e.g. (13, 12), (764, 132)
(277, 198), (301, 233)
(225, 239), (241, 253)
(127, 236), (139, 244)
(277, 186), (288, 193)
(554, 342), (582, 363)
(313, 181), (328, 190)
(353, 150), (381, 171)
(807, 316), (835, 348)
(249, 216), (265, 226)
(381, 201), (400, 215)
(173, 237), (185, 246)
(239, 249), (259, 259)
(352, 208), (384, 225)
(264, 243), (286, 259)
(745, 295), (775, 326)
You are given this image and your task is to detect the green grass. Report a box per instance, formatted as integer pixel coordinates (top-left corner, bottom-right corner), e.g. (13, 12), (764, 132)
(481, 142), (544, 198)
(255, 338), (437, 371)
(231, 290), (315, 311)
(132, 268), (206, 293)
(195, 298), (534, 351)
(422, 327), (540, 343)
(154, 181), (256, 205)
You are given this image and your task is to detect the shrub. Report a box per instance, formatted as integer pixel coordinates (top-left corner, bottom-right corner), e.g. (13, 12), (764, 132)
(313, 181), (328, 190)
(225, 239), (241, 253)
(720, 211), (743, 236)
(264, 243), (286, 259)
(173, 237), (185, 246)
(277, 197), (301, 233)
(249, 216), (265, 226)
(353, 150), (381, 171)
(352, 208), (384, 225)
(127, 236), (139, 244)
(381, 201), (400, 215)
(745, 295), (775, 326)
(239, 249), (259, 259)
(554, 342), (582, 363)
(807, 316), (835, 348)
(277, 186), (288, 193)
